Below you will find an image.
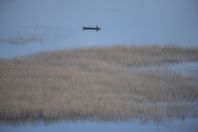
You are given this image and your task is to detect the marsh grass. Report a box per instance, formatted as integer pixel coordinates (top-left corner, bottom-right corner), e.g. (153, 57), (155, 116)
(0, 45), (198, 122)
(0, 34), (43, 45)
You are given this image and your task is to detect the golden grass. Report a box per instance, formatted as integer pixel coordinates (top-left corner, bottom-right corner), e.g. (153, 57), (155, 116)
(0, 45), (198, 122)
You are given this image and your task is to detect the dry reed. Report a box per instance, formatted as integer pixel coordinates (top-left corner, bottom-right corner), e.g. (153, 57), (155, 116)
(0, 45), (198, 122)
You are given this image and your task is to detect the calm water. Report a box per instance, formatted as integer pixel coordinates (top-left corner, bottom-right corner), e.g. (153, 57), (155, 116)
(164, 62), (198, 80)
(1, 119), (198, 132)
(0, 0), (198, 58)
(132, 62), (198, 82)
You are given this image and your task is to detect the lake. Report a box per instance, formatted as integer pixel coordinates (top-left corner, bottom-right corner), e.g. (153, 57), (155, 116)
(1, 118), (198, 132)
(0, 0), (198, 58)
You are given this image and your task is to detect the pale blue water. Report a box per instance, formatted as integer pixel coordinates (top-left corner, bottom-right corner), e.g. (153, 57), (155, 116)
(165, 62), (198, 79)
(0, 0), (198, 58)
(1, 119), (198, 132)
(132, 62), (198, 84)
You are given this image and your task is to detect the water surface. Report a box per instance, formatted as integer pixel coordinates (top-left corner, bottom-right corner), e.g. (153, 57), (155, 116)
(1, 118), (198, 132)
(0, 0), (198, 58)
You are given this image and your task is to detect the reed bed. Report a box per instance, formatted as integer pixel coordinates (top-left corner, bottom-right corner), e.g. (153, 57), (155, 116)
(0, 45), (198, 122)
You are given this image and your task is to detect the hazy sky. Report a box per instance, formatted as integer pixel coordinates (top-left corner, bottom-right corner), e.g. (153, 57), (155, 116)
(0, 0), (198, 57)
